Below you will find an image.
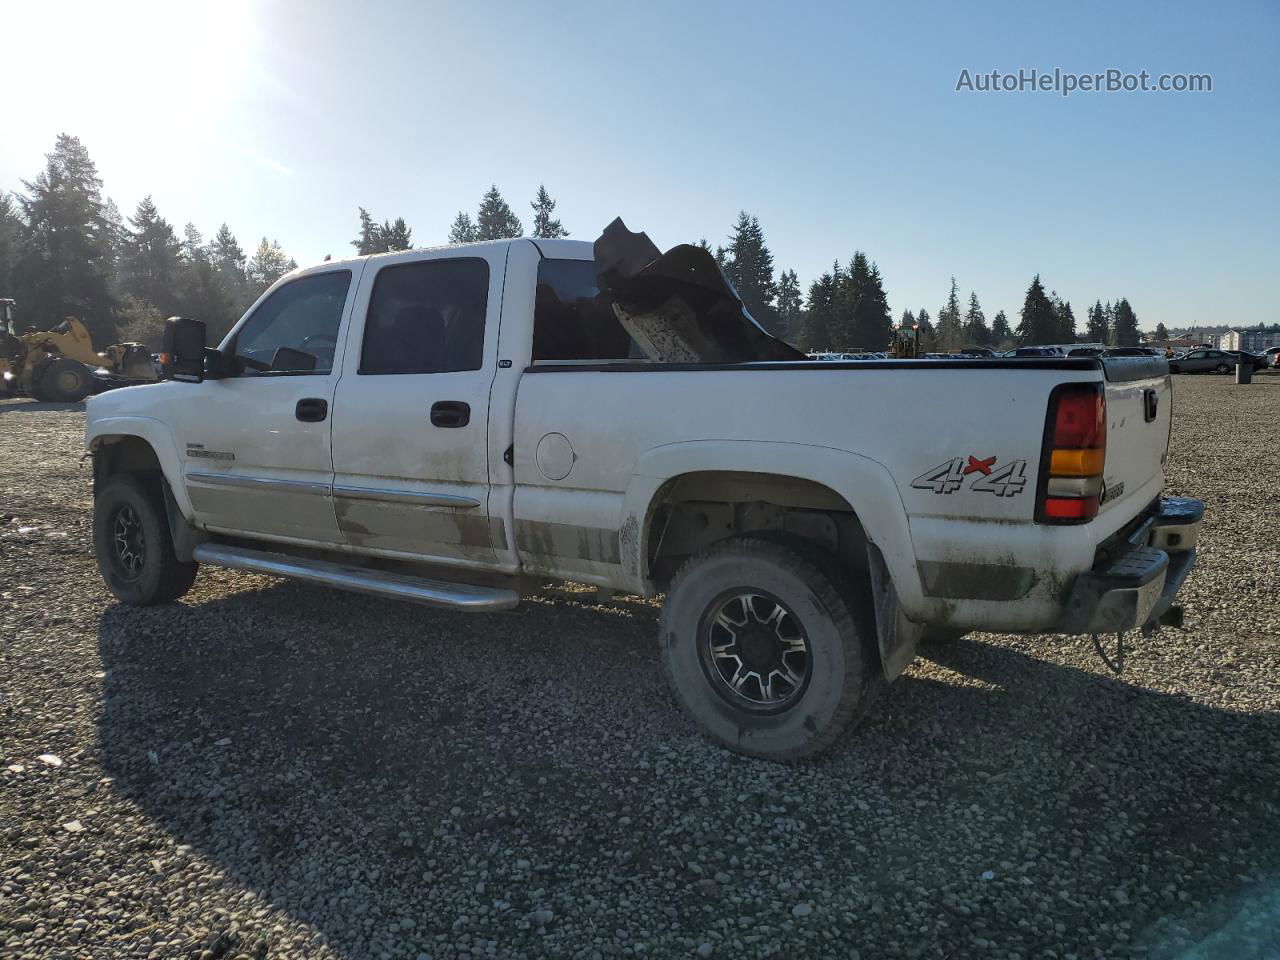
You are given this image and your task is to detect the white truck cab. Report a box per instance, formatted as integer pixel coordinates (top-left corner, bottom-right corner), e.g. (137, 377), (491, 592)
(85, 221), (1203, 759)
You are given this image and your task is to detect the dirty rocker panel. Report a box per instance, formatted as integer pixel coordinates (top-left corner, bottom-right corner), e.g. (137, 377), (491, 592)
(513, 519), (621, 565)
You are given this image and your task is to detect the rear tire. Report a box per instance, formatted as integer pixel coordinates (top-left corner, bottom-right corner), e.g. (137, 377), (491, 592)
(659, 537), (879, 761)
(93, 473), (198, 605)
(1215, 363), (1230, 374)
(38, 358), (92, 402)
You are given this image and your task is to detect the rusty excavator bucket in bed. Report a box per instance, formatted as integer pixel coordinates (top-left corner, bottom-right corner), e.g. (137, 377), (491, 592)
(592, 218), (804, 364)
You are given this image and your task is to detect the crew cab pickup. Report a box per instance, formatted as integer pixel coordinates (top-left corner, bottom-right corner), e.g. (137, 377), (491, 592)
(85, 220), (1203, 759)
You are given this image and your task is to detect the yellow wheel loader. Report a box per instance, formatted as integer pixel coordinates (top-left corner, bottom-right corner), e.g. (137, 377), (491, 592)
(887, 319), (921, 358)
(0, 299), (158, 402)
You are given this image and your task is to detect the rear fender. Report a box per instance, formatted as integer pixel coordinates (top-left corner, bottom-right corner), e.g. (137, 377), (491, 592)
(622, 440), (926, 617)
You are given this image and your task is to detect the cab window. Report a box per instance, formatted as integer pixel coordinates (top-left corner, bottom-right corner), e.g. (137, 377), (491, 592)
(231, 271), (352, 375)
(359, 259), (488, 374)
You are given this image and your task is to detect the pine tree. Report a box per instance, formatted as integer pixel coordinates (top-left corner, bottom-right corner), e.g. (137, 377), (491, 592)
(101, 197), (127, 273)
(529, 184), (568, 238)
(448, 212), (477, 244)
(776, 268), (803, 342)
(476, 185), (522, 240)
(916, 308), (936, 352)
(174, 253), (236, 339)
(1085, 300), (1109, 344)
(1103, 302), (1117, 345)
(181, 222), (205, 262)
(118, 196), (182, 310)
(802, 271), (838, 350)
(0, 192), (18, 298)
(13, 134), (118, 340)
(1112, 298), (1140, 346)
(722, 212), (782, 336)
(963, 291), (989, 345)
(1154, 322), (1168, 341)
(844, 255), (891, 350)
(991, 310), (1011, 345)
(352, 207), (384, 255)
(380, 217), (412, 251)
(1015, 275), (1057, 344)
(936, 277), (963, 351)
(248, 237), (294, 289)
(1055, 298), (1076, 343)
(211, 224), (246, 279)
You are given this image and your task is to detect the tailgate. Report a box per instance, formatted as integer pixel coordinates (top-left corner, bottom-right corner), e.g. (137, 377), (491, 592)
(1097, 357), (1172, 529)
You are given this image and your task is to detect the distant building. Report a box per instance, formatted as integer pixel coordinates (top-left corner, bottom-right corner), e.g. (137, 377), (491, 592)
(1220, 329), (1280, 352)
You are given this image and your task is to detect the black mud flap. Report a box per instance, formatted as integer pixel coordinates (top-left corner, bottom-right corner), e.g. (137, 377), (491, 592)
(593, 218), (805, 364)
(867, 544), (927, 680)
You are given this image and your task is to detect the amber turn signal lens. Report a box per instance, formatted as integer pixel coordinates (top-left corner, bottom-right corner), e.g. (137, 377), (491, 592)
(1049, 448), (1105, 477)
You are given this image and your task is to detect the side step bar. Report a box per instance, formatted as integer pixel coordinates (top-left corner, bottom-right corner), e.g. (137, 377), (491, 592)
(191, 544), (520, 612)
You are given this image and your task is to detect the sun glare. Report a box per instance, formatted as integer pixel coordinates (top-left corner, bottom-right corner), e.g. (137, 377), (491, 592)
(12, 0), (255, 139)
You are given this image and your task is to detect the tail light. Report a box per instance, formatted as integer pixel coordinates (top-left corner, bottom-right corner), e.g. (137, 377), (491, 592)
(1036, 383), (1105, 524)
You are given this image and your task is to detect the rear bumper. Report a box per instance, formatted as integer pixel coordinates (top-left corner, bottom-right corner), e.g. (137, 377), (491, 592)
(1057, 496), (1204, 633)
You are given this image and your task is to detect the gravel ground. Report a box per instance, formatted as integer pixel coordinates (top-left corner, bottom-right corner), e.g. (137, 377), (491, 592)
(1, 374), (1278, 960)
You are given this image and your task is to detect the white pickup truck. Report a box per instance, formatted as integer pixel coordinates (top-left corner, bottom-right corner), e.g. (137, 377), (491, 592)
(85, 220), (1203, 759)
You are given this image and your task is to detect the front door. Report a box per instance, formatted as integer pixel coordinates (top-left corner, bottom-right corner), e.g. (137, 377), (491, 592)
(174, 268), (358, 545)
(329, 250), (503, 567)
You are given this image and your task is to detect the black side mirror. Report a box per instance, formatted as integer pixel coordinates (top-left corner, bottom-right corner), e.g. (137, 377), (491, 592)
(162, 317), (207, 383)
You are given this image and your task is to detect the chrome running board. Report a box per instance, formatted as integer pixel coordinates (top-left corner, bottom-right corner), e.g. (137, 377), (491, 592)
(191, 544), (519, 612)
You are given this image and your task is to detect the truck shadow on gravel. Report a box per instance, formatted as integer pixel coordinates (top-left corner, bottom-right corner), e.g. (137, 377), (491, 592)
(94, 582), (1280, 959)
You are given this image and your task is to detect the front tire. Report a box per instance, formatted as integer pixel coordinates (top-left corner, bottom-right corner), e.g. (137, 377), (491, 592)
(93, 473), (198, 605)
(38, 358), (92, 402)
(659, 538), (879, 761)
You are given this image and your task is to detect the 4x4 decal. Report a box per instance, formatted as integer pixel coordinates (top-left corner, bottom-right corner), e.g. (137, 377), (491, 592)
(911, 456), (1028, 497)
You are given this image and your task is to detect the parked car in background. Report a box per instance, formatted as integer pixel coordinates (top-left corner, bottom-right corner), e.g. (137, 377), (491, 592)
(1169, 349), (1238, 374)
(1264, 346), (1280, 368)
(1014, 346), (1065, 358)
(1106, 347), (1162, 358)
(1222, 350), (1268, 372)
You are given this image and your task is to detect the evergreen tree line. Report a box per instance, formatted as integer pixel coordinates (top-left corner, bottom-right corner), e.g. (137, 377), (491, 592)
(446, 184), (568, 244)
(0, 135), (300, 348)
(681, 218), (1145, 353)
(0, 135), (1149, 354)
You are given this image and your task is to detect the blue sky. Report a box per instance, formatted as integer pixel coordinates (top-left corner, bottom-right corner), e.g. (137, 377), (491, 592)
(3, 0), (1277, 330)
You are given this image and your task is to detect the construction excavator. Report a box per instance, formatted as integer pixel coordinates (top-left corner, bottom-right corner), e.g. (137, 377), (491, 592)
(0, 299), (158, 402)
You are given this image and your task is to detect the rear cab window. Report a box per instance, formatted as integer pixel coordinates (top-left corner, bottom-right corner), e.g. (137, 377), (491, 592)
(532, 259), (644, 364)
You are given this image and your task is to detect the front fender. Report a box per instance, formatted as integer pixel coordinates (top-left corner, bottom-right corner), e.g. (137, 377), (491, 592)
(620, 439), (926, 617)
(86, 415), (193, 522)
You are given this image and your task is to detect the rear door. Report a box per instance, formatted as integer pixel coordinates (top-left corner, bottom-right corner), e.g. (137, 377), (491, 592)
(328, 249), (505, 567)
